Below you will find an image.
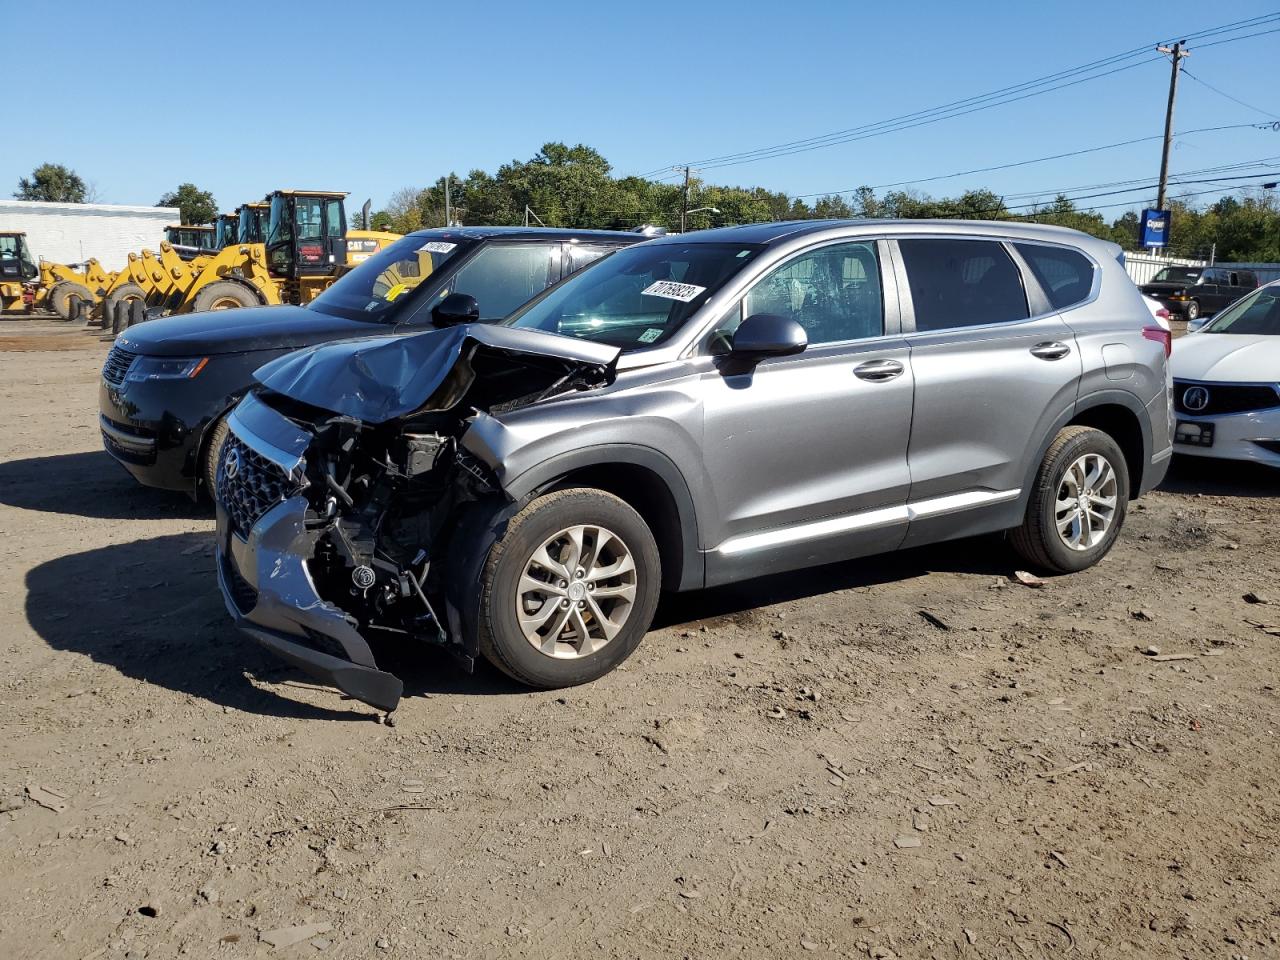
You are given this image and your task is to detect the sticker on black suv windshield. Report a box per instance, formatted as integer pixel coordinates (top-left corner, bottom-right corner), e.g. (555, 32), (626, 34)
(641, 280), (706, 302)
(417, 241), (457, 255)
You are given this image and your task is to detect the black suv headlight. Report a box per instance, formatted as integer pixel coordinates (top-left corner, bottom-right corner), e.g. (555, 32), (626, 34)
(125, 357), (209, 382)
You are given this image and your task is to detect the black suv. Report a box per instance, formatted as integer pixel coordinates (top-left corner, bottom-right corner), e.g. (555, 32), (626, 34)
(1141, 265), (1259, 322)
(99, 228), (642, 497)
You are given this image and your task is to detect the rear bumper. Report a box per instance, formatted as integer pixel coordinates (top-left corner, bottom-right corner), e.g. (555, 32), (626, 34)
(215, 494), (403, 712)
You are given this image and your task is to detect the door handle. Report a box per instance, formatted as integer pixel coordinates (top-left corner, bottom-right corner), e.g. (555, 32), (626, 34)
(853, 359), (905, 382)
(1030, 341), (1071, 361)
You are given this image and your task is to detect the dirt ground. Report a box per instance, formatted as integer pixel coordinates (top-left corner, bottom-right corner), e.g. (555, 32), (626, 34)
(1, 316), (1277, 960)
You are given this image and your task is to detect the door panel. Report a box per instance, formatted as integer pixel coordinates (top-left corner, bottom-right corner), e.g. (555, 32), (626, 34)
(701, 340), (915, 584)
(893, 237), (1082, 546)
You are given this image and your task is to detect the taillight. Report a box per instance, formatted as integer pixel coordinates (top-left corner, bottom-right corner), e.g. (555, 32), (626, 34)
(1142, 325), (1172, 357)
(1156, 307), (1171, 321)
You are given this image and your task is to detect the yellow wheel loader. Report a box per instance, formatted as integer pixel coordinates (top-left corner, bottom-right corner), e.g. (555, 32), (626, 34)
(169, 190), (401, 313)
(0, 232), (39, 313)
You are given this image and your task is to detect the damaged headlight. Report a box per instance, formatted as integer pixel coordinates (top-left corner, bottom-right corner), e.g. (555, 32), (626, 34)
(125, 356), (209, 382)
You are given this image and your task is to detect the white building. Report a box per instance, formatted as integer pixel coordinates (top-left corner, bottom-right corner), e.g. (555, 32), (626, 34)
(0, 199), (178, 272)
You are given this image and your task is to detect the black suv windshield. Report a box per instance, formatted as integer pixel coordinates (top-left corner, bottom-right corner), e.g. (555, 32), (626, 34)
(1153, 267), (1201, 283)
(309, 234), (470, 322)
(503, 242), (762, 349)
(1204, 285), (1280, 335)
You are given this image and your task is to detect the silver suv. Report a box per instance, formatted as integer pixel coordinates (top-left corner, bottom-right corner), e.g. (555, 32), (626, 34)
(214, 220), (1173, 715)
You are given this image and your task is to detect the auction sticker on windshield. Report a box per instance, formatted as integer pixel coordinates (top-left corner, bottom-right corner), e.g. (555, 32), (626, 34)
(642, 280), (706, 302)
(418, 241), (457, 255)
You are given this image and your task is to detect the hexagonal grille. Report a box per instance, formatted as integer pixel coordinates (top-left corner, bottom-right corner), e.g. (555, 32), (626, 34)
(216, 436), (300, 539)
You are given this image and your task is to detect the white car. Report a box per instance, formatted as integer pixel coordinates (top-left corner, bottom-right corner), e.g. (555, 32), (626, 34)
(1169, 279), (1280, 466)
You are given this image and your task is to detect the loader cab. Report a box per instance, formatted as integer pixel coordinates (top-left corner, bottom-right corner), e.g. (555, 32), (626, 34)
(214, 214), (240, 249)
(165, 225), (217, 259)
(237, 203), (269, 244)
(0, 233), (38, 283)
(265, 190), (348, 280)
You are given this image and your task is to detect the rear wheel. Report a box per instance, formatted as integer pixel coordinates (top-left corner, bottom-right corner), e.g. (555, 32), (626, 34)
(477, 488), (662, 688)
(50, 282), (94, 319)
(202, 416), (231, 501)
(1011, 426), (1129, 574)
(193, 281), (259, 312)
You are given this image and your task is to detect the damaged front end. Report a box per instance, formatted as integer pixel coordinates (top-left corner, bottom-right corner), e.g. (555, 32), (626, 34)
(214, 324), (619, 714)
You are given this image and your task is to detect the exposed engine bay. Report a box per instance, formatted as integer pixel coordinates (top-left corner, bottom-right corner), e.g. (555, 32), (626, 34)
(231, 323), (621, 667)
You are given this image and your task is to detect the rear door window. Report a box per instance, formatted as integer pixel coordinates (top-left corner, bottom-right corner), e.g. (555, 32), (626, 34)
(1012, 243), (1095, 311)
(899, 238), (1028, 332)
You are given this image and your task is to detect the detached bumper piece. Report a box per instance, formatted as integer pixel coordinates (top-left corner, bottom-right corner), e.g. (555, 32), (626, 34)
(216, 496), (404, 713)
(214, 399), (404, 713)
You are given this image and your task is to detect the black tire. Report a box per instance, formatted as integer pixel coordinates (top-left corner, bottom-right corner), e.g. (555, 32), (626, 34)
(49, 282), (94, 320)
(1184, 299), (1200, 322)
(1010, 426), (1129, 574)
(202, 416), (231, 501)
(193, 280), (259, 312)
(103, 283), (146, 326)
(477, 488), (662, 688)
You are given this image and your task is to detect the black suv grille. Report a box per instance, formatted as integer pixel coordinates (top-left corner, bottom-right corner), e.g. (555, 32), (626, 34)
(216, 435), (302, 539)
(102, 347), (136, 386)
(222, 555), (258, 613)
(1174, 381), (1280, 416)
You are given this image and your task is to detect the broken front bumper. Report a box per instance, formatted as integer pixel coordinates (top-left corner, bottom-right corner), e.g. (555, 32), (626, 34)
(215, 486), (405, 714)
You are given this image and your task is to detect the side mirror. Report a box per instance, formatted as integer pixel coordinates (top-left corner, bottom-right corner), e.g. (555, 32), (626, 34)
(431, 292), (479, 328)
(729, 313), (808, 359)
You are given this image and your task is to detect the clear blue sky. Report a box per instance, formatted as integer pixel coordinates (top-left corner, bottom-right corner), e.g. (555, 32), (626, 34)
(6, 0), (1278, 218)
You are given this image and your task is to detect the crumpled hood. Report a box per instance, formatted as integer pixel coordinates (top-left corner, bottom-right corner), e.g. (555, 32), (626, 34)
(116, 304), (388, 358)
(253, 323), (621, 424)
(1171, 334), (1280, 383)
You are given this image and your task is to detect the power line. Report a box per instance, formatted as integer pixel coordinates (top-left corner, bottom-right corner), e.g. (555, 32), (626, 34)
(1182, 68), (1280, 120)
(789, 123), (1266, 199)
(635, 13), (1280, 176)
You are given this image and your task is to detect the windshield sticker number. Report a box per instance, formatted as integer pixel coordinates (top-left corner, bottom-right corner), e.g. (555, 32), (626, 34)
(637, 327), (663, 344)
(417, 241), (457, 255)
(642, 280), (706, 302)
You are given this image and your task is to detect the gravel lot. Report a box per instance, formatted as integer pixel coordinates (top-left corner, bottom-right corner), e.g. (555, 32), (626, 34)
(1, 317), (1277, 960)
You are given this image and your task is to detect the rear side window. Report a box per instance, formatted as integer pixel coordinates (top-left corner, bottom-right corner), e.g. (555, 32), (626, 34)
(899, 239), (1028, 332)
(1013, 243), (1095, 311)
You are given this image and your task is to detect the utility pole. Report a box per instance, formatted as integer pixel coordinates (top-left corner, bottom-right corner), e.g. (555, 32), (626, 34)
(444, 176), (452, 227)
(1155, 40), (1190, 212)
(678, 165), (691, 233)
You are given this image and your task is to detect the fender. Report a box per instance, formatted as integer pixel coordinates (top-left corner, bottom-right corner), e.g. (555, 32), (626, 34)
(497, 443), (704, 593)
(1018, 388), (1153, 510)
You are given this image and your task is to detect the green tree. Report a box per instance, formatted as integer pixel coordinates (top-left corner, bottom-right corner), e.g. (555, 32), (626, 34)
(156, 183), (217, 225)
(15, 163), (89, 202)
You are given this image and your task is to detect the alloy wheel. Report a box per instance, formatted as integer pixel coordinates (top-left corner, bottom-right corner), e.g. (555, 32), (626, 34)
(1054, 453), (1118, 551)
(516, 524), (638, 659)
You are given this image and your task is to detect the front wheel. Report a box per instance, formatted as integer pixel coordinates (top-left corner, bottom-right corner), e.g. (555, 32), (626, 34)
(193, 280), (260, 312)
(1184, 299), (1200, 322)
(1010, 426), (1129, 574)
(477, 488), (662, 688)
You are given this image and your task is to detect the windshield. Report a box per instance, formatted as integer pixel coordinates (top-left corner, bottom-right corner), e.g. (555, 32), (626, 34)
(1153, 267), (1201, 284)
(308, 233), (469, 322)
(215, 217), (237, 248)
(0, 235), (37, 280)
(503, 242), (763, 349)
(1203, 285), (1280, 335)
